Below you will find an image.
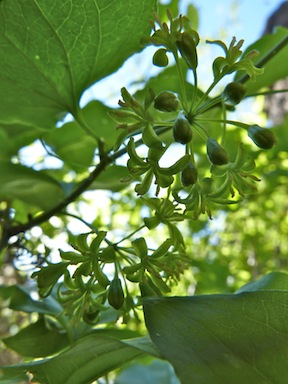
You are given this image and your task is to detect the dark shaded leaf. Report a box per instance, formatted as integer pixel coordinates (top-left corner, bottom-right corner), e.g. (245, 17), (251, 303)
(0, 285), (63, 315)
(3, 318), (69, 358)
(0, 162), (65, 209)
(0, 335), (156, 384)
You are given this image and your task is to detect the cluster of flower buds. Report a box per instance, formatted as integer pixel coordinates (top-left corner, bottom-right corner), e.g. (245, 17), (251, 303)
(110, 11), (278, 221)
(148, 10), (199, 73)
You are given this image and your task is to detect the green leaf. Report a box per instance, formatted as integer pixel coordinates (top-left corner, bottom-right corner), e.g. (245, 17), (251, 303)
(0, 162), (65, 209)
(3, 318), (69, 358)
(0, 335), (152, 384)
(235, 27), (288, 94)
(237, 271), (288, 293)
(0, 285), (63, 315)
(143, 289), (288, 383)
(32, 262), (69, 297)
(0, 124), (39, 159)
(44, 101), (121, 170)
(0, 0), (157, 129)
(0, 373), (29, 384)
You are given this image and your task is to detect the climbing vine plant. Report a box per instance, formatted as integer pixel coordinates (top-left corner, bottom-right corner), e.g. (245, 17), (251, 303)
(0, 1), (288, 383)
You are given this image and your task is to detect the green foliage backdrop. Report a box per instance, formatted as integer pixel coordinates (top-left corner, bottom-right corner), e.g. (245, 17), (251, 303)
(0, 0), (287, 383)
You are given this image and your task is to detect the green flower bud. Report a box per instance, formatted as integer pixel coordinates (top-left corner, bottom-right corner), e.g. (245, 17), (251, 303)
(206, 137), (229, 165)
(173, 113), (192, 144)
(154, 91), (179, 112)
(181, 161), (198, 186)
(176, 31), (198, 71)
(223, 82), (246, 105)
(153, 48), (169, 67)
(248, 125), (277, 149)
(108, 277), (124, 310)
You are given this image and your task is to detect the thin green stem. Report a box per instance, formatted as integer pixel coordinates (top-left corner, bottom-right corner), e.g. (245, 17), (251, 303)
(174, 52), (189, 112)
(189, 69), (198, 113)
(221, 100), (227, 145)
(246, 88), (288, 98)
(188, 141), (195, 163)
(59, 212), (114, 246)
(192, 120), (210, 140)
(194, 95), (223, 115)
(192, 74), (224, 114)
(196, 117), (250, 129)
(115, 224), (146, 246)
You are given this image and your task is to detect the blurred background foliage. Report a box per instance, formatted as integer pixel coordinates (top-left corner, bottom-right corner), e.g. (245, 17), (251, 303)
(0, 0), (287, 381)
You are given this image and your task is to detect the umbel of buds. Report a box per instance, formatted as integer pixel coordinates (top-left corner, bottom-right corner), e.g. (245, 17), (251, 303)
(173, 112), (193, 144)
(154, 91), (179, 112)
(223, 82), (247, 105)
(206, 137), (229, 165)
(248, 125), (277, 149)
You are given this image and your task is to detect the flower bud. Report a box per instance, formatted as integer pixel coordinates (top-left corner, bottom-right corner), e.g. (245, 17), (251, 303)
(176, 31), (198, 71)
(154, 91), (179, 112)
(248, 125), (277, 149)
(108, 277), (124, 310)
(173, 113), (192, 144)
(206, 137), (229, 165)
(153, 48), (169, 67)
(223, 82), (246, 105)
(181, 161), (198, 186)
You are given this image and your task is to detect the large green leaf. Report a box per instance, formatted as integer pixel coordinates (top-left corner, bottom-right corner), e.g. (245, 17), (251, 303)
(235, 27), (288, 94)
(0, 335), (155, 384)
(0, 0), (156, 130)
(0, 162), (65, 209)
(0, 285), (63, 315)
(143, 272), (288, 384)
(237, 271), (288, 293)
(3, 318), (69, 358)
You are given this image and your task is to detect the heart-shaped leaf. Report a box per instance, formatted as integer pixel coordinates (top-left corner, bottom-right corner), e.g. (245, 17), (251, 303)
(0, 0), (156, 130)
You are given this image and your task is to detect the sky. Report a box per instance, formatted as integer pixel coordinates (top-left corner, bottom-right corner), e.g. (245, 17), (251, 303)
(181, 0), (285, 46)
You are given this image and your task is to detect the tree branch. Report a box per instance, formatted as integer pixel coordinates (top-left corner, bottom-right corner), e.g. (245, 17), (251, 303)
(0, 137), (140, 252)
(238, 34), (288, 84)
